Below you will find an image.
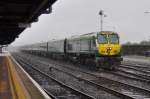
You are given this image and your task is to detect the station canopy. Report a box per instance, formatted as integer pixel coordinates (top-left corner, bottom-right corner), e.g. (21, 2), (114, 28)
(0, 0), (56, 45)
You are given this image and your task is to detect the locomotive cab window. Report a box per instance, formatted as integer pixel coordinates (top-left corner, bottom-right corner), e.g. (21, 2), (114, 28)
(98, 34), (107, 44)
(109, 34), (119, 44)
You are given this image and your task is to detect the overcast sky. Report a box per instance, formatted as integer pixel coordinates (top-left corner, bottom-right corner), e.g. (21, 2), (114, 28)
(12, 0), (150, 46)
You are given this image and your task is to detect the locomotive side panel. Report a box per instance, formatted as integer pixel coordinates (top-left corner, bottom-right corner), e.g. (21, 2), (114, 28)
(66, 36), (96, 54)
(80, 39), (90, 52)
(80, 38), (97, 54)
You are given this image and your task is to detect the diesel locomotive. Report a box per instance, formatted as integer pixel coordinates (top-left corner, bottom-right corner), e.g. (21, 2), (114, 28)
(21, 31), (123, 69)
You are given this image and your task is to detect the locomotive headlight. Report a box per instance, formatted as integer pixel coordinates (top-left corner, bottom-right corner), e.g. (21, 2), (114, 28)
(107, 47), (112, 51)
(106, 47), (112, 53)
(107, 47), (112, 50)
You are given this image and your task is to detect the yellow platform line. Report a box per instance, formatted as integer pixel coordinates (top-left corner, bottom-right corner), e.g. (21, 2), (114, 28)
(7, 65), (17, 99)
(6, 56), (31, 99)
(10, 55), (51, 99)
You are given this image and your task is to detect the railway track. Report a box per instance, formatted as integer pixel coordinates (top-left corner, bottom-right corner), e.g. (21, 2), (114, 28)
(122, 62), (150, 69)
(14, 54), (122, 99)
(20, 52), (150, 83)
(25, 54), (150, 90)
(15, 55), (95, 99)
(121, 64), (150, 72)
(120, 65), (150, 75)
(13, 53), (150, 99)
(21, 52), (150, 83)
(108, 69), (150, 83)
(117, 65), (150, 80)
(47, 59), (150, 83)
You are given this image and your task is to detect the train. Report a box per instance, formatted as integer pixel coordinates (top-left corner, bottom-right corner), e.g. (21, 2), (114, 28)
(20, 31), (123, 69)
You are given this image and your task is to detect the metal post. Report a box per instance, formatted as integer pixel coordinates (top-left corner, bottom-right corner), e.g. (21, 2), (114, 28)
(99, 10), (104, 32)
(0, 46), (2, 53)
(101, 15), (103, 32)
(47, 42), (48, 53)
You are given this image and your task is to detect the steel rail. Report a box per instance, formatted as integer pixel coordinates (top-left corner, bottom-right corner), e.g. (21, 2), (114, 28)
(15, 55), (140, 99)
(15, 55), (95, 99)
(117, 67), (150, 80)
(121, 63), (150, 71)
(33, 59), (150, 99)
(120, 65), (150, 74)
(21, 52), (150, 83)
(15, 52), (150, 83)
(122, 62), (150, 69)
(13, 53), (150, 99)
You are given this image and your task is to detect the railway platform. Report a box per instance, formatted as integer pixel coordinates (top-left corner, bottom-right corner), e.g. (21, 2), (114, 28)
(0, 52), (51, 99)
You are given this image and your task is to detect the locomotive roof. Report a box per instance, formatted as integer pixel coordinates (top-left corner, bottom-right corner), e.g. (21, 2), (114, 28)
(98, 31), (118, 35)
(68, 31), (118, 40)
